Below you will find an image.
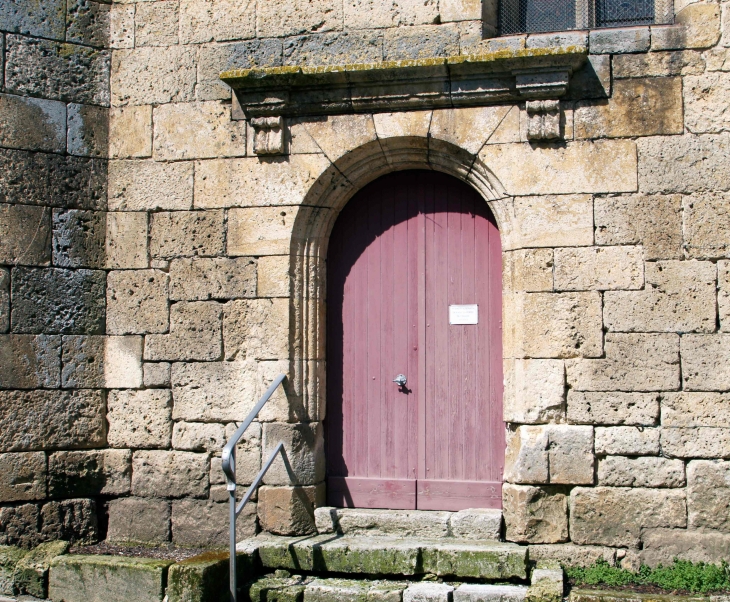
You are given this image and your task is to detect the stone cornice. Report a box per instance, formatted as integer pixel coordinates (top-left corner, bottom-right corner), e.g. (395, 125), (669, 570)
(221, 46), (588, 119)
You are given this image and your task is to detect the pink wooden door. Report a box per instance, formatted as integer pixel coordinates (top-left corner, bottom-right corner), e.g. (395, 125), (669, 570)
(326, 170), (503, 511)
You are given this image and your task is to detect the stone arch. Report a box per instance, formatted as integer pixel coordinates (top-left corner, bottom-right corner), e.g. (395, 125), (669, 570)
(285, 135), (517, 428)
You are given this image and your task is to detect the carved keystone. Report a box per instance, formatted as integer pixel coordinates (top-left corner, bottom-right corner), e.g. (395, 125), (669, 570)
(526, 100), (562, 141)
(251, 116), (284, 155)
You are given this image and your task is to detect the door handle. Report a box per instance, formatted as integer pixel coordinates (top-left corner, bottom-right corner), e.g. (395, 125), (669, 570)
(393, 374), (407, 387)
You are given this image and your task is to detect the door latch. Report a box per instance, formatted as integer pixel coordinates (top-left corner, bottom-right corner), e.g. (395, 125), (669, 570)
(393, 374), (407, 387)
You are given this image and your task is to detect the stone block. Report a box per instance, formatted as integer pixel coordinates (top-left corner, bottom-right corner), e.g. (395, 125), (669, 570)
(505, 426), (548, 484)
(682, 335), (730, 391)
(566, 54), (611, 100)
(526, 31), (587, 49)
(167, 551), (248, 602)
(258, 484), (325, 535)
(503, 484), (568, 544)
(5, 35), (109, 106)
(257, 0), (342, 37)
(594, 426), (659, 455)
(641, 528), (730, 567)
(144, 362), (171, 388)
(67, 0), (110, 47)
(107, 269), (169, 335)
(150, 210), (224, 259)
(662, 392), (730, 427)
(604, 260), (716, 333)
(567, 392), (659, 426)
(652, 5), (720, 49)
(106, 212), (148, 269)
(0, 149), (107, 211)
(683, 192), (730, 259)
(547, 425), (594, 485)
(721, 262), (730, 332)
(430, 106), (520, 156)
(598, 456), (685, 488)
(503, 359), (565, 424)
(284, 31), (383, 66)
(135, 0), (179, 46)
(569, 487), (686, 547)
(575, 77), (683, 139)
(0, 544), (27, 595)
(110, 3), (134, 48)
(503, 249), (553, 293)
(172, 499), (256, 547)
(49, 554), (172, 602)
(687, 460), (730, 532)
(195, 39), (283, 101)
(11, 267), (105, 334)
(613, 50), (704, 78)
(0, 452), (46, 502)
(0, 334), (60, 389)
(102, 335), (145, 387)
(14, 540), (69, 598)
(0, 0), (66, 40)
(228, 206), (303, 257)
(179, 0), (256, 44)
(589, 27), (649, 53)
(480, 140), (637, 196)
(0, 204), (51, 265)
(304, 577), (369, 601)
(132, 450), (208, 499)
(67, 103), (108, 158)
(40, 498), (97, 544)
(554, 246), (643, 291)
(112, 46), (196, 106)
(223, 299), (289, 361)
(383, 23), (458, 60)
(172, 422), (225, 452)
(144, 301), (222, 361)
(0, 269), (8, 333)
(258, 255), (291, 297)
(61, 335), (100, 388)
(594, 194), (681, 260)
(295, 114), (377, 164)
(0, 390), (105, 453)
(107, 497), (171, 544)
(52, 209), (105, 268)
(566, 333), (680, 392)
(211, 423), (261, 484)
(0, 93), (66, 153)
(169, 257), (256, 301)
(404, 583), (454, 602)
(153, 101), (245, 161)
(637, 134), (730, 194)
(514, 292), (602, 359)
(107, 390), (172, 449)
(110, 106), (152, 159)
(661, 427), (730, 458)
(449, 508), (502, 541)
(528, 543), (616, 568)
(48, 449), (131, 498)
(262, 422), (325, 486)
(0, 504), (41, 548)
(684, 73), (730, 134)
(455, 584), (527, 602)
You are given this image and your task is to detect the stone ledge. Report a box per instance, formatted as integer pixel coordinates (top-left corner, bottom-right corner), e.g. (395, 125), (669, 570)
(221, 48), (588, 118)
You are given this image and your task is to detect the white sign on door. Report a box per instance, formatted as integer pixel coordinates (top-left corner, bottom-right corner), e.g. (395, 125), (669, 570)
(449, 304), (478, 325)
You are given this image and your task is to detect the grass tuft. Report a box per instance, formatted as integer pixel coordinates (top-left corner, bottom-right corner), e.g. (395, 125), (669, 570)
(566, 558), (730, 594)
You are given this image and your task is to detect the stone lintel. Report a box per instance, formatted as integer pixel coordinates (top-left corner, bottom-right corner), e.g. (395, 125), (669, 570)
(221, 48), (587, 120)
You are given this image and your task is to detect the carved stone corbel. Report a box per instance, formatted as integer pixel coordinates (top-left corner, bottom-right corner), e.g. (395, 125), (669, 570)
(250, 116), (284, 155)
(525, 99), (562, 141)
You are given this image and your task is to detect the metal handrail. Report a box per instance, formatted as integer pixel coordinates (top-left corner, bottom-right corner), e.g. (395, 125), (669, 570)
(221, 373), (287, 602)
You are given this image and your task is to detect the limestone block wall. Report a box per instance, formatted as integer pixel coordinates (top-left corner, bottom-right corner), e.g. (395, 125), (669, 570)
(0, 0), (111, 546)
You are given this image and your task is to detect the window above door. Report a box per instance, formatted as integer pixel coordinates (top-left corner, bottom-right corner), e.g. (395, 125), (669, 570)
(498, 0), (673, 35)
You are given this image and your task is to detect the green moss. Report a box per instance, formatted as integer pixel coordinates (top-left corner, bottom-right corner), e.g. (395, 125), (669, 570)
(566, 559), (730, 594)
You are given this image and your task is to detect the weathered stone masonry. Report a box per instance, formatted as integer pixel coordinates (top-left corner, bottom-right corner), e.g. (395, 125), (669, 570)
(2, 0), (730, 568)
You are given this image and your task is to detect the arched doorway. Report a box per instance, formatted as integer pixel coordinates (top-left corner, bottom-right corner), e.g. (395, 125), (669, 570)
(325, 170), (504, 511)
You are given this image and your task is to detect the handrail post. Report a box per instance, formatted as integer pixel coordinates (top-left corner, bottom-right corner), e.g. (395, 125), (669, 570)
(228, 446), (237, 602)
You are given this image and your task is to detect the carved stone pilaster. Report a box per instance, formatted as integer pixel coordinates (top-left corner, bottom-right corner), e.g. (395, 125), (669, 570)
(251, 116), (284, 155)
(525, 100), (562, 141)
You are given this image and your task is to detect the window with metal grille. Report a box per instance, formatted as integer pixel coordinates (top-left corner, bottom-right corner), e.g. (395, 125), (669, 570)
(499, 0), (671, 34)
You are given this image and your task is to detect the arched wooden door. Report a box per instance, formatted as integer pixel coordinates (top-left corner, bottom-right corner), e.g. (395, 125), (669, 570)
(325, 170), (504, 511)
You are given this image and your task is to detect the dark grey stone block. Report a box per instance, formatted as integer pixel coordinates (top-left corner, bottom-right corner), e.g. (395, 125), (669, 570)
(67, 104), (109, 158)
(41, 498), (98, 544)
(383, 24), (459, 61)
(0, 0), (66, 41)
(197, 38), (283, 101)
(0, 269), (8, 333)
(0, 334), (61, 388)
(52, 209), (106, 268)
(567, 54), (611, 100)
(0, 204), (52, 266)
(5, 35), (111, 106)
(0, 389), (106, 452)
(284, 31), (383, 66)
(0, 93), (67, 153)
(11, 267), (106, 334)
(48, 450), (132, 498)
(0, 149), (107, 210)
(61, 335), (104, 388)
(66, 0), (110, 48)
(0, 503), (41, 547)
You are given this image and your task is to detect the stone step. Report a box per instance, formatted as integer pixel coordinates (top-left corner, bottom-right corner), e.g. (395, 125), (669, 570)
(245, 574), (530, 602)
(239, 534), (527, 581)
(315, 507), (503, 541)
